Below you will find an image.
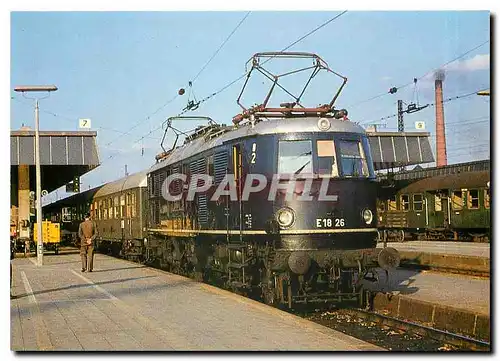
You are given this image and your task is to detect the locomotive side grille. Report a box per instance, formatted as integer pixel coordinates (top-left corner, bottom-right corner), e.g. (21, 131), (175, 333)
(148, 174), (154, 198)
(153, 171), (166, 198)
(189, 158), (208, 226)
(189, 158), (207, 188)
(150, 198), (160, 226)
(214, 151), (228, 184)
(171, 167), (180, 195)
(198, 194), (208, 225)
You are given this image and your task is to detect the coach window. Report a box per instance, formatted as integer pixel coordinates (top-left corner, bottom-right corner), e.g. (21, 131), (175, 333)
(114, 197), (119, 219)
(103, 200), (107, 220)
(434, 195), (442, 211)
(317, 140), (339, 178)
(278, 140), (313, 176)
(452, 190), (464, 210)
(120, 194), (126, 218)
(131, 193), (137, 217)
(413, 194), (424, 211)
(467, 190), (479, 209)
(126, 193), (132, 218)
(108, 198), (113, 219)
(401, 194), (410, 211)
(388, 196), (397, 211)
(484, 189), (490, 209)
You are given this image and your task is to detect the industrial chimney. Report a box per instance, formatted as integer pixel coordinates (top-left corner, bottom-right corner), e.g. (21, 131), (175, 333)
(434, 70), (447, 167)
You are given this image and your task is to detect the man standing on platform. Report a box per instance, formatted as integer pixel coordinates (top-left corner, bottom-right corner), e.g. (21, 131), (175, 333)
(78, 213), (97, 272)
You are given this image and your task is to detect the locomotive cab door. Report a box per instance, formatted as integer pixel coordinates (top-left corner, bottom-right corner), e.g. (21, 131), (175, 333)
(231, 144), (244, 240)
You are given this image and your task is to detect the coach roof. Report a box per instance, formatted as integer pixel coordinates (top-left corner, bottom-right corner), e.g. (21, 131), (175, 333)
(398, 170), (490, 194)
(94, 170), (148, 198)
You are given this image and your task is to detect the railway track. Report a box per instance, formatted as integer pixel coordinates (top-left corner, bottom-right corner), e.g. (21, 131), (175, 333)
(352, 308), (490, 351)
(302, 307), (490, 351)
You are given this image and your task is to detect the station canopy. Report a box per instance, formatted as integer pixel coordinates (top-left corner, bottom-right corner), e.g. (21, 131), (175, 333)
(10, 130), (100, 193)
(366, 131), (434, 170)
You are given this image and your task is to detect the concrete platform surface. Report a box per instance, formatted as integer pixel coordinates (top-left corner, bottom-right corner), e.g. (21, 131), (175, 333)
(377, 241), (490, 258)
(364, 268), (490, 316)
(365, 268), (490, 341)
(11, 253), (382, 351)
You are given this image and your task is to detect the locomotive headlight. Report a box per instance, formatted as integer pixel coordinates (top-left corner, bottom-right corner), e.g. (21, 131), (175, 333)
(317, 117), (331, 131)
(276, 207), (295, 228)
(362, 209), (373, 224)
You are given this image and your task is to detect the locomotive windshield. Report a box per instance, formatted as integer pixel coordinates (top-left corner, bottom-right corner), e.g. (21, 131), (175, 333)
(277, 136), (375, 178)
(278, 140), (313, 176)
(337, 139), (369, 177)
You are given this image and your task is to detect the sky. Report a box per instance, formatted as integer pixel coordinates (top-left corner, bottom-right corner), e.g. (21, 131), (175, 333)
(9, 10), (491, 204)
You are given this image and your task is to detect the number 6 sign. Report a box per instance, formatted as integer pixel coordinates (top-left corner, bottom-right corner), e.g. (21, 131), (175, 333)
(79, 118), (91, 129)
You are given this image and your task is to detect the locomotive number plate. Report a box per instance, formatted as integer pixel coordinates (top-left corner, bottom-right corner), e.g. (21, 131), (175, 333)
(316, 218), (345, 228)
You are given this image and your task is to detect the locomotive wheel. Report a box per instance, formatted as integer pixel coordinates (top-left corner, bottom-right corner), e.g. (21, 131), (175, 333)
(398, 230), (406, 242)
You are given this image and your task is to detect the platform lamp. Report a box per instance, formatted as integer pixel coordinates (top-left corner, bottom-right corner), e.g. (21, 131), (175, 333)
(14, 85), (58, 267)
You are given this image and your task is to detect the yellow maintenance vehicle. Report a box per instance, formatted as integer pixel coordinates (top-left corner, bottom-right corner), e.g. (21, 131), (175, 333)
(33, 221), (61, 255)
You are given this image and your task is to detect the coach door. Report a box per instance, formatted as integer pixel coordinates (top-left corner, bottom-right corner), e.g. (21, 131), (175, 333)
(431, 191), (450, 228)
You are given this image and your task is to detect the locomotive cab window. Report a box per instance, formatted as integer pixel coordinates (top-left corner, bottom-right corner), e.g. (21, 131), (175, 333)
(401, 194), (410, 211)
(278, 140), (313, 176)
(337, 140), (369, 177)
(485, 189), (490, 209)
(413, 194), (424, 211)
(317, 140), (339, 177)
(467, 189), (479, 209)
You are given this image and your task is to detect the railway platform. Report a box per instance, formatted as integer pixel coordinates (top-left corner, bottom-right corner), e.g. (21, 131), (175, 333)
(377, 241), (490, 276)
(10, 251), (382, 351)
(365, 266), (490, 341)
(377, 241), (490, 258)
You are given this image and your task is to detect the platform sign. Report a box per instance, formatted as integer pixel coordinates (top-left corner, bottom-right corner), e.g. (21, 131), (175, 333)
(79, 118), (91, 129)
(415, 121), (425, 130)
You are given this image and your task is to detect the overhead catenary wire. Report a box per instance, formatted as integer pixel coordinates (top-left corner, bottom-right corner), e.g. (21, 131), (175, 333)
(11, 96), (161, 140)
(191, 11), (251, 84)
(346, 39), (490, 110)
(361, 89), (488, 125)
(173, 11), (349, 118)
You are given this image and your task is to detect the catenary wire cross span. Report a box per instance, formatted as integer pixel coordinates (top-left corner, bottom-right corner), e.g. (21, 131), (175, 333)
(361, 88), (488, 125)
(174, 11), (348, 118)
(104, 94), (178, 147)
(11, 96), (161, 141)
(346, 39), (490, 110)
